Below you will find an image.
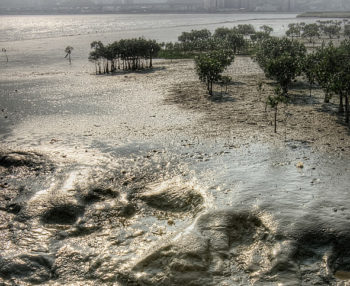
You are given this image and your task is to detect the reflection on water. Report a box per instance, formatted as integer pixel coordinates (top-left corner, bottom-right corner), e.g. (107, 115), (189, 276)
(0, 13), (335, 69)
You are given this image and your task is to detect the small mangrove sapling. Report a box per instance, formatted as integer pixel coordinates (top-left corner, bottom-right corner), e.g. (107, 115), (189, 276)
(2, 48), (8, 62)
(64, 46), (74, 64)
(267, 86), (287, 133)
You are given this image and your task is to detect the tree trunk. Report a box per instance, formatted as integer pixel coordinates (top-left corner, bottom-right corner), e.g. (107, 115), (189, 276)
(150, 54), (153, 68)
(339, 93), (344, 114)
(309, 83), (312, 97)
(282, 85), (288, 96)
(345, 94), (349, 124)
(324, 92), (330, 103)
(274, 107), (277, 133)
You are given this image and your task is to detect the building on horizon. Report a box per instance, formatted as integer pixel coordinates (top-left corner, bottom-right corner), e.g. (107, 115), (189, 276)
(0, 0), (349, 14)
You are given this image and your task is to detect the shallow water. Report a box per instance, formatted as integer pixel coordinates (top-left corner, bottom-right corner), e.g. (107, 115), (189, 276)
(0, 13), (330, 67)
(0, 13), (299, 42)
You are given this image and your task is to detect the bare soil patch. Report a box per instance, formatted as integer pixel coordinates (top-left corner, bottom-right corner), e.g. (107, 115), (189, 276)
(166, 56), (350, 155)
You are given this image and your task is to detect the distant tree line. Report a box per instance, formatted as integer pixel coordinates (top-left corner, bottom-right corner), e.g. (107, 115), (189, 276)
(159, 24), (273, 59)
(285, 19), (350, 45)
(87, 25), (272, 96)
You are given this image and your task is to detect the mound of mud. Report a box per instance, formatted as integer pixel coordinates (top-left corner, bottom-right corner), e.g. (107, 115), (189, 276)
(0, 150), (53, 173)
(125, 209), (273, 285)
(0, 254), (53, 284)
(140, 180), (203, 213)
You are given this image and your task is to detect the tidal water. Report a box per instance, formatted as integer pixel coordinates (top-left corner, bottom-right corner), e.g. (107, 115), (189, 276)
(0, 13), (300, 42)
(0, 13), (313, 66)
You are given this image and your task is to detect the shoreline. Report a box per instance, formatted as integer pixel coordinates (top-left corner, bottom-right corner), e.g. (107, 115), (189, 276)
(0, 11), (299, 16)
(297, 11), (350, 18)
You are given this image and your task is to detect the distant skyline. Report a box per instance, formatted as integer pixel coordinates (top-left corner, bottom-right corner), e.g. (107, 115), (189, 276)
(1, 0), (349, 13)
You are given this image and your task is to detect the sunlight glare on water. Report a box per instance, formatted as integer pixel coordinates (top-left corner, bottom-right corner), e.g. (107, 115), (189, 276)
(0, 13), (301, 42)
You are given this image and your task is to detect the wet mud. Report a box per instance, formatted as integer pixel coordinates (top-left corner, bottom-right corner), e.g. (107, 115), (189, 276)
(1, 143), (349, 285)
(0, 148), (207, 285)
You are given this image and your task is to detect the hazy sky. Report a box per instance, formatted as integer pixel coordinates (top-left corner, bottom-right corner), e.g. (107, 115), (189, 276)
(1, 0), (349, 11)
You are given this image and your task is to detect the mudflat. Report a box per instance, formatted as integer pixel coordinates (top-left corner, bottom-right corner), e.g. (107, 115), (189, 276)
(1, 56), (350, 285)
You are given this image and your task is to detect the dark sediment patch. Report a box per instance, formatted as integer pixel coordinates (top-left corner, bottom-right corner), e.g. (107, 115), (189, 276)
(0, 254), (53, 284)
(80, 185), (119, 204)
(0, 150), (53, 173)
(42, 204), (85, 225)
(0, 151), (41, 168)
(289, 217), (350, 284)
(5, 202), (22, 214)
(0, 150), (57, 225)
